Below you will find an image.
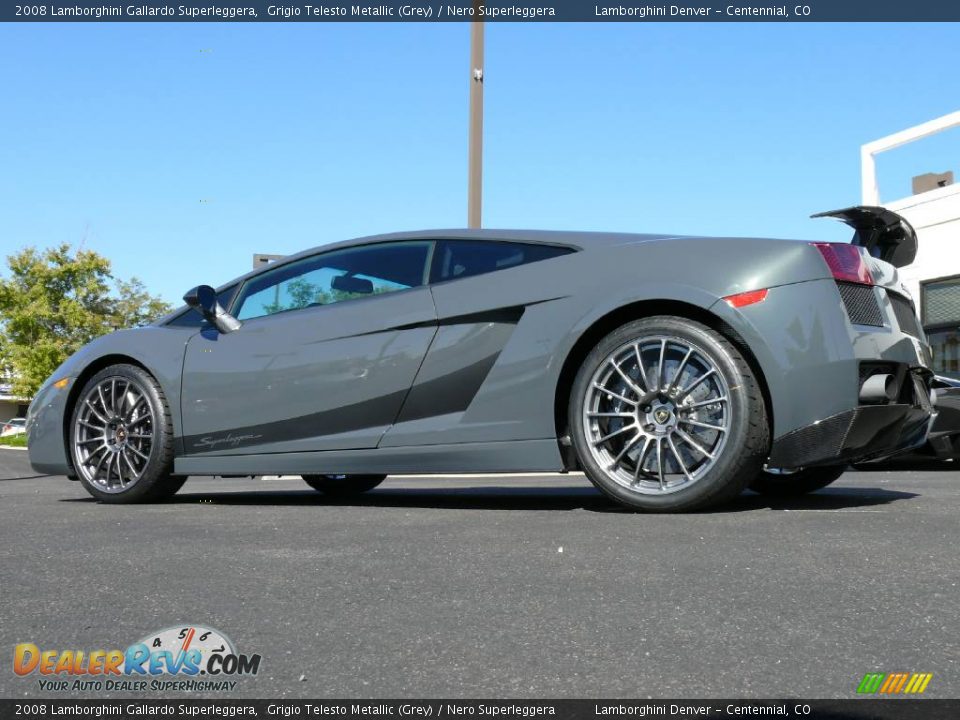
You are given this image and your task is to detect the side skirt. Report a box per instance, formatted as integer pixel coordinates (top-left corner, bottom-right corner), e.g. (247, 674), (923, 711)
(173, 439), (564, 476)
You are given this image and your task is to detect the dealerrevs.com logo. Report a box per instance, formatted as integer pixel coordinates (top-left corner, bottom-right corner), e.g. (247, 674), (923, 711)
(13, 625), (262, 692)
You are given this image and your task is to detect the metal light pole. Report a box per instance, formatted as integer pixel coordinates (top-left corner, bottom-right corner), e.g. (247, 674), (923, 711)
(467, 11), (484, 229)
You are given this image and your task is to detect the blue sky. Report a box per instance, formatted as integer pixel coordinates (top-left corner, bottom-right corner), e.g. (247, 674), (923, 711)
(1, 21), (958, 305)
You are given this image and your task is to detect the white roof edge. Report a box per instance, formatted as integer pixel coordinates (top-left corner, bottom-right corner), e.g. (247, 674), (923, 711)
(885, 181), (960, 211)
(861, 110), (960, 205)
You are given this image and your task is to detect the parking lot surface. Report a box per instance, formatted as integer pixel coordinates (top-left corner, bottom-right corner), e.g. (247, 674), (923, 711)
(1, 447), (958, 698)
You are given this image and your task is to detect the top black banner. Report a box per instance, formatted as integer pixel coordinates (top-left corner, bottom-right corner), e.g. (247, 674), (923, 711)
(3, 0), (960, 22)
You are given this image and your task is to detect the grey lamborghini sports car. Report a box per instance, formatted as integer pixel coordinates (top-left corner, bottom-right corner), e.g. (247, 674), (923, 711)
(27, 206), (934, 511)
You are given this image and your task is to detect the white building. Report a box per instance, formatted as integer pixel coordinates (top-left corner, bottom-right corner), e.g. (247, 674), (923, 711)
(862, 111), (960, 378)
(0, 379), (28, 424)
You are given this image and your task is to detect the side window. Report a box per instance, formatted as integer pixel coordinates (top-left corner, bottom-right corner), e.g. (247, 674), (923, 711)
(922, 275), (960, 380)
(165, 285), (238, 328)
(234, 241), (431, 321)
(431, 240), (574, 283)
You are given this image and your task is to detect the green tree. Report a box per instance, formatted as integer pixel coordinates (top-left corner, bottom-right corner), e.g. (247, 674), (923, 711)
(114, 277), (173, 329)
(0, 244), (172, 398)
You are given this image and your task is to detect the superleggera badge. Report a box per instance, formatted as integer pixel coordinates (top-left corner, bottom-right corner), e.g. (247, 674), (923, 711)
(193, 433), (263, 449)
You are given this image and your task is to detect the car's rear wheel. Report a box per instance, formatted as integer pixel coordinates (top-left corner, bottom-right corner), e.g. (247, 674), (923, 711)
(70, 364), (183, 503)
(302, 474), (386, 496)
(569, 316), (769, 512)
(750, 466), (846, 497)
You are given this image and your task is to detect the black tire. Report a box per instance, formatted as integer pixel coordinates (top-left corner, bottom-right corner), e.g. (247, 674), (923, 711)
(750, 466), (846, 497)
(302, 474), (386, 496)
(69, 364), (183, 503)
(569, 316), (770, 512)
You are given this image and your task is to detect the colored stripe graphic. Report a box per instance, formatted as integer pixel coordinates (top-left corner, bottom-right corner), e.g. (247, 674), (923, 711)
(879, 674), (898, 693)
(858, 672), (932, 694)
(857, 673), (885, 694)
(892, 673), (909, 693)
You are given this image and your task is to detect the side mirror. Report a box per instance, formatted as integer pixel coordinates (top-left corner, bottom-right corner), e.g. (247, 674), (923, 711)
(183, 285), (242, 334)
(331, 274), (374, 295)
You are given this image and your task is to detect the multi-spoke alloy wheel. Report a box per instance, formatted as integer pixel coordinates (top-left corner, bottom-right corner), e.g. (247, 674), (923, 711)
(582, 336), (730, 495)
(750, 465), (846, 497)
(302, 474), (386, 496)
(570, 316), (769, 512)
(70, 364), (181, 503)
(74, 376), (154, 492)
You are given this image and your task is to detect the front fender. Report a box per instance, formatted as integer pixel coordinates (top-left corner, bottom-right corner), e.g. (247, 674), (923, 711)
(26, 378), (72, 475)
(27, 326), (196, 475)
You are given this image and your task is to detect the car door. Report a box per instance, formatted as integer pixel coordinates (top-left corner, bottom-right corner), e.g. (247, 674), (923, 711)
(382, 239), (577, 447)
(179, 240), (437, 456)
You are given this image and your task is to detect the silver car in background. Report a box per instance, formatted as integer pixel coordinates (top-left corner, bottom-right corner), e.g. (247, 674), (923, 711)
(27, 206), (933, 511)
(1, 417), (26, 437)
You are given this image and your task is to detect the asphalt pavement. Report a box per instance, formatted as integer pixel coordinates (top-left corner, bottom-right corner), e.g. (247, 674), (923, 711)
(1, 447), (957, 699)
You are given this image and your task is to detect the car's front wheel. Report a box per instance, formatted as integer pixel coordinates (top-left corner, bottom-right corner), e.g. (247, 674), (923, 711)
(569, 316), (769, 512)
(302, 474), (386, 496)
(70, 364), (184, 503)
(750, 466), (846, 497)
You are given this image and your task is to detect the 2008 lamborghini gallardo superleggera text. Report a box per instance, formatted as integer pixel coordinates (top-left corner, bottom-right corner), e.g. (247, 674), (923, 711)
(28, 206), (934, 511)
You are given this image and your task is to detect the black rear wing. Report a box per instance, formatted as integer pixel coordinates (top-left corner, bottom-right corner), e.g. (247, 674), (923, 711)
(812, 205), (917, 268)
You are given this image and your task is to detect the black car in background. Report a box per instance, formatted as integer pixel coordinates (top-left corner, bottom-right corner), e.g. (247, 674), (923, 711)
(921, 376), (960, 459)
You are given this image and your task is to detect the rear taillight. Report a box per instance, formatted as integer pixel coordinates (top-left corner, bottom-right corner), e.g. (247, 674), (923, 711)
(812, 242), (874, 286)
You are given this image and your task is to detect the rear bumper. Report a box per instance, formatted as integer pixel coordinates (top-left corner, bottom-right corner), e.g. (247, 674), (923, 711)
(768, 404), (931, 467)
(768, 371), (933, 468)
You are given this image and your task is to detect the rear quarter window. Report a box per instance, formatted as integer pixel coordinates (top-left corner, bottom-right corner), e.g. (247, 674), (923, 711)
(431, 240), (574, 283)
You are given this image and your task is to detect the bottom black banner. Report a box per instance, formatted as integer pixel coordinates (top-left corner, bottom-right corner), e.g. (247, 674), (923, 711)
(1, 700), (958, 720)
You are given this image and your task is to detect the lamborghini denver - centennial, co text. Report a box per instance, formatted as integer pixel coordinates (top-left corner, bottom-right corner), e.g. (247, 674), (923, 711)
(27, 206), (934, 511)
